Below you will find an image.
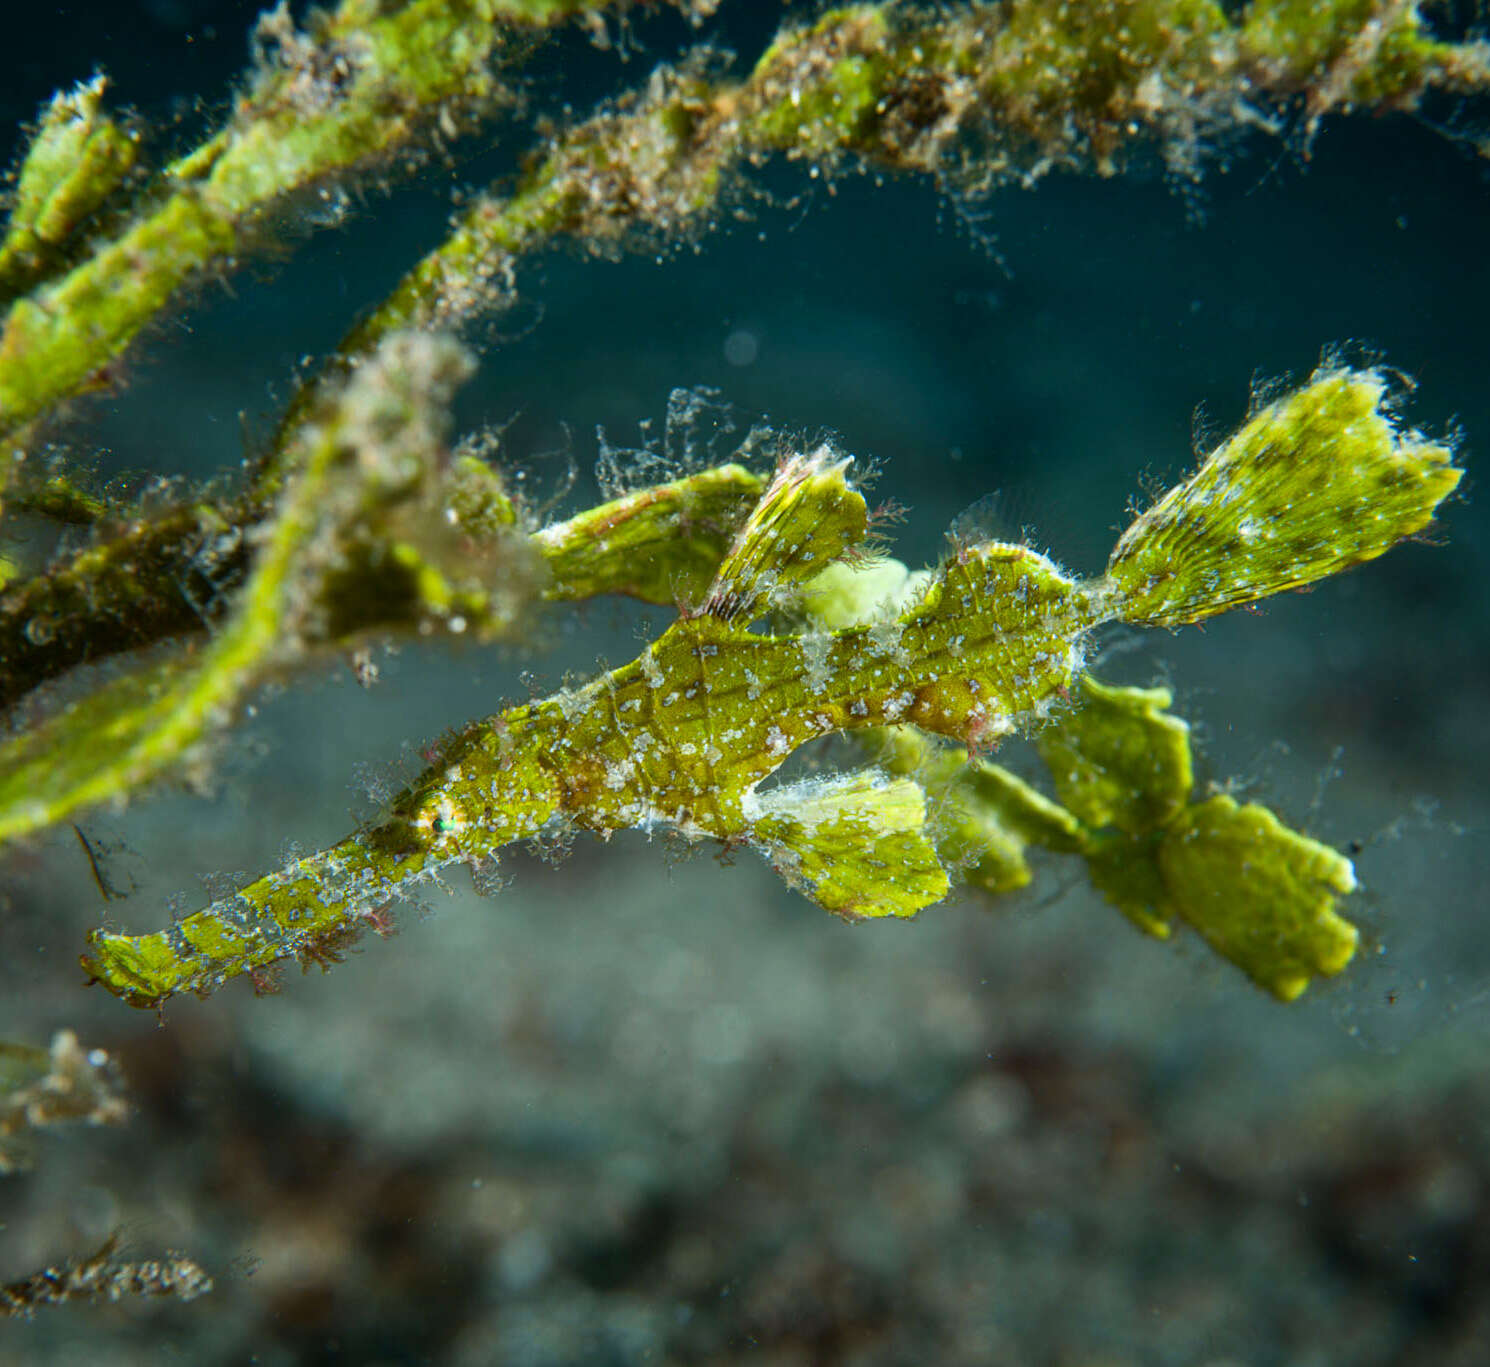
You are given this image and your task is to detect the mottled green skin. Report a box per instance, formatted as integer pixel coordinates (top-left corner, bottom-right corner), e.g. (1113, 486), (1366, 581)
(85, 457), (1090, 1005)
(1039, 678), (1358, 1001)
(818, 586), (1359, 1000)
(517, 553), (1085, 840)
(82, 368), (1460, 1008)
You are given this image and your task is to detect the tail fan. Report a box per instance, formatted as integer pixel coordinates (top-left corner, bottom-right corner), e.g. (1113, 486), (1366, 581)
(1104, 367), (1461, 628)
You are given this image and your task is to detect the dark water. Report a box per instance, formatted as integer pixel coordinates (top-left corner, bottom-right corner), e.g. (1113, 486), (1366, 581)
(3, 4), (1490, 1364)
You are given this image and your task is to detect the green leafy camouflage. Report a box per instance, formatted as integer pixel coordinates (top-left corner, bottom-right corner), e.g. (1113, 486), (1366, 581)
(81, 366), (1458, 1008)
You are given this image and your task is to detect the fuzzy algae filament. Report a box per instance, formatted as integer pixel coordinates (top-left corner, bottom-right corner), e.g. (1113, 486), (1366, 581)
(83, 366), (1459, 1009)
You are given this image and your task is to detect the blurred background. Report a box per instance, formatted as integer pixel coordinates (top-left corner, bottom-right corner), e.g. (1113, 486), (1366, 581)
(3, 3), (1490, 1363)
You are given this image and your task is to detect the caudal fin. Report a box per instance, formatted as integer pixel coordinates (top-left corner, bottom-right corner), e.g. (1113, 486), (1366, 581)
(1103, 367), (1461, 628)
